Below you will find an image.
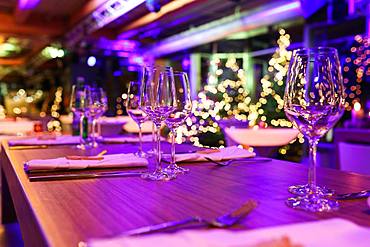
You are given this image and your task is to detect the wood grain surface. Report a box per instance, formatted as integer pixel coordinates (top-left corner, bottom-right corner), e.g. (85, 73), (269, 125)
(1, 141), (370, 247)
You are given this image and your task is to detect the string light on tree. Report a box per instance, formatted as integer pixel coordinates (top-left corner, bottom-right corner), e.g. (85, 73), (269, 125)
(342, 35), (369, 110)
(248, 28), (293, 127)
(47, 87), (63, 132)
(179, 55), (252, 147)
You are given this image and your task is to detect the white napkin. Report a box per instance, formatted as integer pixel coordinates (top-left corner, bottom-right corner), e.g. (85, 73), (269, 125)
(9, 135), (80, 146)
(123, 121), (154, 133)
(88, 218), (370, 247)
(25, 153), (148, 171)
(102, 135), (163, 143)
(175, 146), (255, 163)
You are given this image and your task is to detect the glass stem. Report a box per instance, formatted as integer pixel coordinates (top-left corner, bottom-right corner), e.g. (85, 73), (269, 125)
(138, 123), (143, 155)
(92, 118), (97, 144)
(170, 129), (176, 165)
(79, 115), (84, 144)
(308, 139), (318, 194)
(152, 122), (156, 152)
(156, 124), (162, 172)
(97, 120), (101, 138)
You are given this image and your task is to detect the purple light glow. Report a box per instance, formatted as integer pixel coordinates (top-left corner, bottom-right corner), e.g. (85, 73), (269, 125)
(117, 51), (130, 57)
(127, 66), (137, 72)
(128, 55), (144, 65)
(144, 0), (302, 57)
(96, 38), (138, 52)
(18, 0), (40, 10)
(113, 70), (123, 77)
(182, 58), (190, 69)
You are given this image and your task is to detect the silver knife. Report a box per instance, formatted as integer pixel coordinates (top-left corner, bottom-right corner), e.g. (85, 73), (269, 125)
(335, 190), (370, 200)
(28, 171), (143, 182)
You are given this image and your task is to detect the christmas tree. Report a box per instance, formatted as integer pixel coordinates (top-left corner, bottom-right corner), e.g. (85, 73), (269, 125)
(179, 29), (304, 148)
(248, 29), (294, 128)
(179, 56), (251, 147)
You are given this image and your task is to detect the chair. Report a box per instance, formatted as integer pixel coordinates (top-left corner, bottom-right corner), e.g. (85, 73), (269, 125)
(334, 128), (370, 172)
(338, 142), (370, 175)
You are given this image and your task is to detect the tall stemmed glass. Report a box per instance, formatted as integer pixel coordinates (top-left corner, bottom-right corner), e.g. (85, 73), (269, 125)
(284, 47), (344, 212)
(70, 83), (87, 149)
(140, 66), (175, 181)
(126, 81), (148, 158)
(85, 87), (108, 148)
(164, 72), (192, 176)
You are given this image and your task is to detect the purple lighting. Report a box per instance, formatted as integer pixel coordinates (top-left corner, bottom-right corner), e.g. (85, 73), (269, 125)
(95, 38), (138, 52)
(128, 55), (144, 65)
(182, 58), (190, 69)
(144, 0), (302, 57)
(18, 0), (40, 10)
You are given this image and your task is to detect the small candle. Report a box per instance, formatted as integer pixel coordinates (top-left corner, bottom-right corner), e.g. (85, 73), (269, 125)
(352, 102), (364, 122)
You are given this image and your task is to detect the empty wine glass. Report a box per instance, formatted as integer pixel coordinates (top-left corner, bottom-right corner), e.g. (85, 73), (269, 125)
(164, 72), (192, 177)
(126, 81), (148, 158)
(70, 82), (88, 149)
(85, 87), (108, 148)
(140, 66), (175, 181)
(284, 47), (345, 212)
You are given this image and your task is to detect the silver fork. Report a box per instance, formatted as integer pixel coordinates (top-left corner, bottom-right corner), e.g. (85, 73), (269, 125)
(124, 199), (258, 236)
(205, 157), (272, 166)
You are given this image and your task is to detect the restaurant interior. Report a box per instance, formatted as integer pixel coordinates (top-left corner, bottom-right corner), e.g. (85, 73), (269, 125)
(0, 0), (369, 246)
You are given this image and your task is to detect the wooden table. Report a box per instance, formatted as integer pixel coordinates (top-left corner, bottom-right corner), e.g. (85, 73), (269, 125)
(1, 141), (369, 247)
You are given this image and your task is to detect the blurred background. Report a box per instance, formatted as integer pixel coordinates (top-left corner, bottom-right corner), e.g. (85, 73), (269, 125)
(0, 0), (369, 163)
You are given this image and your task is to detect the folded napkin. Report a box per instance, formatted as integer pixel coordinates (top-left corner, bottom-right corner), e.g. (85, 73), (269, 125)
(123, 121), (153, 133)
(9, 135), (80, 146)
(25, 153), (148, 172)
(102, 135), (163, 144)
(88, 218), (370, 247)
(175, 146), (255, 163)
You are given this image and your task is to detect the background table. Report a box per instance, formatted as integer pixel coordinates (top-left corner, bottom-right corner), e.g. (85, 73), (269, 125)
(1, 142), (369, 247)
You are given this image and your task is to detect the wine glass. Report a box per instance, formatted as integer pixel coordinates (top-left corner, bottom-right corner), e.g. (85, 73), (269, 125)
(95, 89), (108, 141)
(70, 83), (88, 149)
(164, 72), (192, 176)
(126, 81), (148, 157)
(85, 87), (108, 148)
(284, 47), (345, 212)
(140, 65), (175, 181)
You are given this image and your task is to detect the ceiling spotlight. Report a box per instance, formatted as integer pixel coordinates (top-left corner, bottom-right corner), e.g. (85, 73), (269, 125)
(87, 56), (96, 67)
(146, 0), (161, 13)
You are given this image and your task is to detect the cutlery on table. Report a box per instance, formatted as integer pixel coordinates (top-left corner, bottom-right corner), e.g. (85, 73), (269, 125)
(9, 145), (48, 150)
(66, 149), (108, 160)
(335, 190), (370, 200)
(123, 199), (258, 236)
(204, 157), (272, 166)
(28, 171), (143, 182)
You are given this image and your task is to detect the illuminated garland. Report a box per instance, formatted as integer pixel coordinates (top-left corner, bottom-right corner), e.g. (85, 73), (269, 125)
(342, 35), (369, 110)
(47, 87), (63, 132)
(0, 105), (5, 119)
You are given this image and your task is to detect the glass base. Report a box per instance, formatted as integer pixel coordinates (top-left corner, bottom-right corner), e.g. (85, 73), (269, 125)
(135, 151), (148, 158)
(288, 184), (335, 196)
(76, 143), (93, 150)
(141, 170), (173, 181)
(164, 164), (189, 177)
(286, 194), (339, 212)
